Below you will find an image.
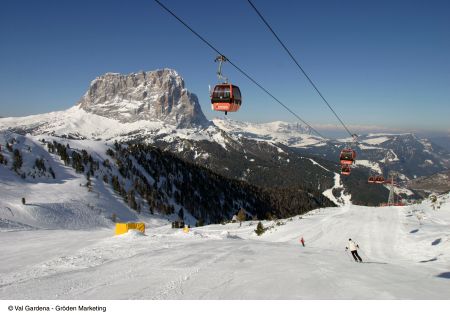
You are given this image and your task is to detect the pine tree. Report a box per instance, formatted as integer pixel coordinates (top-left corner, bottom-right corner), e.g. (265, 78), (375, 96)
(237, 208), (246, 226)
(49, 167), (55, 179)
(106, 149), (115, 157)
(128, 190), (138, 210)
(255, 221), (265, 236)
(34, 158), (46, 172)
(111, 176), (121, 192)
(103, 159), (111, 168)
(178, 208), (184, 221)
(12, 149), (23, 171)
(196, 218), (204, 227)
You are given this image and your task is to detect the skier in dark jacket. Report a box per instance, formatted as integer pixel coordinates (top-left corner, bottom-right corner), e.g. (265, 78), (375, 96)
(346, 238), (363, 262)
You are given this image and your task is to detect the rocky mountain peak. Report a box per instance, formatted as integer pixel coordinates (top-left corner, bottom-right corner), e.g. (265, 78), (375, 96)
(78, 69), (209, 128)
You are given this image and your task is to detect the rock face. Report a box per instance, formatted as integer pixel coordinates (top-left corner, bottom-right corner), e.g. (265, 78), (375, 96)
(78, 69), (209, 128)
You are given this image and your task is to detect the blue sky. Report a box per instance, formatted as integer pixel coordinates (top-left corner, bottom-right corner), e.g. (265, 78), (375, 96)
(1, 0), (449, 133)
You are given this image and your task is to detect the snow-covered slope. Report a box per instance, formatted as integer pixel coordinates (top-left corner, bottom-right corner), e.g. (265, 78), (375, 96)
(0, 132), (169, 230)
(1, 197), (449, 299)
(0, 106), (229, 146)
(213, 117), (325, 148)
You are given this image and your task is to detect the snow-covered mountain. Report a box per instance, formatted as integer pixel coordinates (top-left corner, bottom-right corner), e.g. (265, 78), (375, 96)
(78, 69), (209, 127)
(213, 118), (325, 148)
(0, 69), (211, 140)
(1, 68), (447, 210)
(214, 118), (450, 180)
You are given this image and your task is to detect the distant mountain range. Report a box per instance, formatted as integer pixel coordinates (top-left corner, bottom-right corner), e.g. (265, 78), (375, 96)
(1, 69), (448, 217)
(425, 135), (450, 152)
(214, 118), (450, 179)
(407, 170), (450, 195)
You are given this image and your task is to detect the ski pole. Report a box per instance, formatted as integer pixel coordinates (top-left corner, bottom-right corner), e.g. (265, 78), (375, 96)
(345, 249), (353, 262)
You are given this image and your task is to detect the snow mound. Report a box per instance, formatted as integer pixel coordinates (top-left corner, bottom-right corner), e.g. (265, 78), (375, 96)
(115, 229), (146, 239)
(0, 218), (36, 232)
(220, 230), (242, 239)
(170, 229), (242, 240)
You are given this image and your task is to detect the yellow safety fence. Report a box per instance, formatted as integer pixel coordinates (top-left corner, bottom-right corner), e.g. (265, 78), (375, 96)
(115, 222), (145, 235)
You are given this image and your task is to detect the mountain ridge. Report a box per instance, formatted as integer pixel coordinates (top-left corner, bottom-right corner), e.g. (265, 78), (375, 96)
(2, 68), (448, 206)
(78, 68), (209, 128)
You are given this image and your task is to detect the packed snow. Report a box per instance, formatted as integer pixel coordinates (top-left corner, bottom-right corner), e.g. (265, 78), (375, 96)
(354, 160), (383, 174)
(386, 185), (416, 197)
(1, 199), (449, 299)
(361, 137), (390, 145)
(357, 144), (383, 150)
(322, 173), (351, 206)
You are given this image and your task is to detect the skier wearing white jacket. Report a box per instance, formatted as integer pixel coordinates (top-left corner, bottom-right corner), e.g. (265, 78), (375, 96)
(346, 238), (363, 262)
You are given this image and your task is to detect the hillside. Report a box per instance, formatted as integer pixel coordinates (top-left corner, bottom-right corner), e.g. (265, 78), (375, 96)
(0, 131), (333, 229)
(407, 170), (450, 195)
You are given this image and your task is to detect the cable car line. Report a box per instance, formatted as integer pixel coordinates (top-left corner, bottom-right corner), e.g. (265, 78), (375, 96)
(153, 0), (327, 139)
(247, 0), (355, 138)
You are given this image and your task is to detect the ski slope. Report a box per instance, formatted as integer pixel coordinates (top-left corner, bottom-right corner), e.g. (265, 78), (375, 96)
(1, 199), (449, 299)
(1, 131), (449, 299)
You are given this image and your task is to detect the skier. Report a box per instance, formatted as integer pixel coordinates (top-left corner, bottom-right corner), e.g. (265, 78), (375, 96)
(300, 236), (305, 247)
(346, 238), (363, 262)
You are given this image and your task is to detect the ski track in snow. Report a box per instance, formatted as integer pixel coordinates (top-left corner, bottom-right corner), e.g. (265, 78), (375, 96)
(322, 173), (351, 206)
(306, 158), (330, 172)
(1, 200), (450, 299)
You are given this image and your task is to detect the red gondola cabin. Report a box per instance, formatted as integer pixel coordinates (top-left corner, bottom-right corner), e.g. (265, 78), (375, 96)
(341, 165), (351, 175)
(340, 149), (356, 165)
(211, 84), (242, 114)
